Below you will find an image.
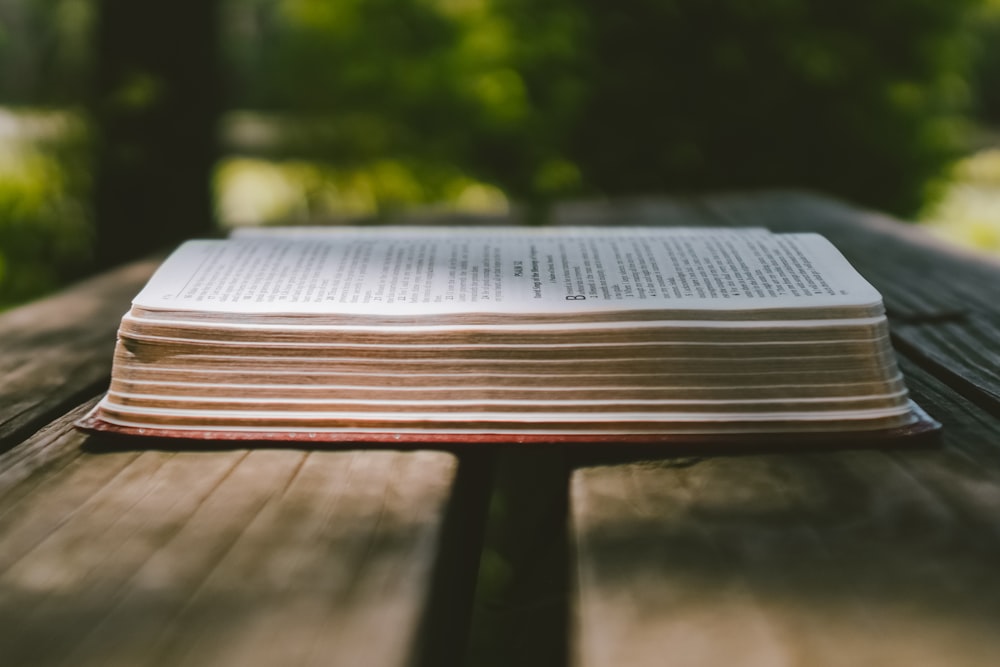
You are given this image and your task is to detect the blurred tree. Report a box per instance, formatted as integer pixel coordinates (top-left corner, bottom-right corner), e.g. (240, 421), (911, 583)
(0, 112), (92, 306)
(0, 0), (989, 307)
(555, 0), (979, 216)
(222, 0), (981, 218)
(0, 0), (94, 104)
(221, 0), (531, 208)
(970, 0), (1000, 125)
(0, 0), (95, 308)
(91, 0), (222, 267)
(461, 0), (586, 203)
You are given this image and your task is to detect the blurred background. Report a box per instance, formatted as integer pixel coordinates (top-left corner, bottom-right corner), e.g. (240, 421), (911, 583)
(1, 0), (999, 310)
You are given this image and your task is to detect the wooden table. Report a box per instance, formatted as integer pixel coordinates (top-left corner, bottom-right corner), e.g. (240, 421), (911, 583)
(0, 256), (488, 667)
(2, 191), (1000, 666)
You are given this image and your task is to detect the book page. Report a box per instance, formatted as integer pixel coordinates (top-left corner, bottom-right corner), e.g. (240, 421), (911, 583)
(131, 228), (883, 316)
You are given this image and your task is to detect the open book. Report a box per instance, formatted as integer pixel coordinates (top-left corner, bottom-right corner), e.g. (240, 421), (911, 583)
(78, 226), (939, 445)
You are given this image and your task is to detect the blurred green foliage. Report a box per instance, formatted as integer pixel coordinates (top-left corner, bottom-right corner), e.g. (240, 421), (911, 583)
(563, 0), (979, 215)
(214, 154), (509, 224)
(921, 148), (1000, 251)
(0, 110), (92, 307)
(971, 0), (1000, 124)
(916, 1), (1000, 249)
(0, 0), (95, 105)
(0, 0), (96, 308)
(0, 0), (997, 308)
(221, 0), (582, 212)
(224, 0), (983, 217)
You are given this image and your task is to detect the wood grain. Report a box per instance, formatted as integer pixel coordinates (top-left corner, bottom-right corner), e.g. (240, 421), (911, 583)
(569, 192), (1000, 667)
(7, 191), (1000, 667)
(572, 360), (1000, 667)
(0, 257), (161, 451)
(0, 408), (477, 667)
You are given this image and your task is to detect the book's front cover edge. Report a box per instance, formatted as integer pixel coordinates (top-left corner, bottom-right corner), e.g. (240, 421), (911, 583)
(74, 401), (942, 448)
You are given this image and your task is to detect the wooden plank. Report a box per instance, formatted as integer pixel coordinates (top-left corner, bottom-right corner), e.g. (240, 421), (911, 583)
(569, 193), (1000, 666)
(0, 408), (484, 667)
(0, 257), (161, 451)
(551, 197), (710, 228)
(892, 314), (1000, 413)
(571, 359), (1000, 667)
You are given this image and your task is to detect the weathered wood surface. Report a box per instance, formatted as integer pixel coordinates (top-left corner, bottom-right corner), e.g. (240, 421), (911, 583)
(0, 257), (160, 451)
(0, 404), (479, 667)
(0, 254), (486, 667)
(569, 192), (1000, 667)
(6, 191), (1000, 667)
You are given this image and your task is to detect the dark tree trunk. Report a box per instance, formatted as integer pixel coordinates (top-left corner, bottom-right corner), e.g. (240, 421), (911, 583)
(92, 0), (222, 267)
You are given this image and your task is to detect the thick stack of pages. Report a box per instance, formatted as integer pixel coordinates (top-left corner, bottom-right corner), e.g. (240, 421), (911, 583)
(80, 226), (938, 444)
